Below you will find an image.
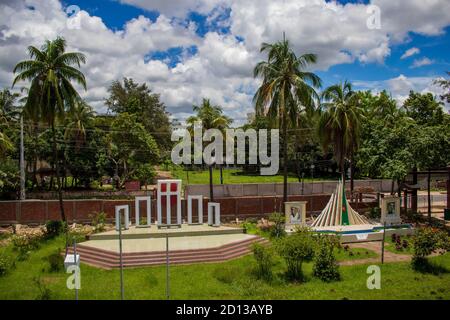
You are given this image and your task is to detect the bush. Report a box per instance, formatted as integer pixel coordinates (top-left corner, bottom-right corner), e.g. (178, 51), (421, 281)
(33, 276), (52, 300)
(90, 211), (107, 233)
(252, 243), (274, 281)
(268, 212), (286, 239)
(0, 254), (13, 276)
(45, 250), (64, 272)
(313, 238), (340, 282)
(275, 228), (315, 281)
(45, 220), (66, 239)
(411, 227), (449, 271)
(11, 233), (42, 260)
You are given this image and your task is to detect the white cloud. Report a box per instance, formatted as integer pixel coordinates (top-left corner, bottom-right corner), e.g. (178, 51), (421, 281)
(400, 47), (420, 59)
(119, 0), (227, 17)
(410, 57), (434, 68)
(1, 0), (449, 125)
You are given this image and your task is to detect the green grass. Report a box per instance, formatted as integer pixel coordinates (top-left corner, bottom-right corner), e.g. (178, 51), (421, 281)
(171, 167), (331, 185)
(1, 235), (449, 300)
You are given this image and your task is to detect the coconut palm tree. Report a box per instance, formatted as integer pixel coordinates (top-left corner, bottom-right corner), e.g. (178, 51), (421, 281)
(253, 36), (321, 205)
(64, 100), (95, 150)
(186, 98), (232, 200)
(13, 37), (87, 223)
(318, 81), (364, 190)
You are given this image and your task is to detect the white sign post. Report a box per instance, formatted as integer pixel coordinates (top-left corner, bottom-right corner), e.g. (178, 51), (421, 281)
(157, 180), (182, 227)
(135, 196), (151, 227)
(187, 195), (203, 225)
(208, 202), (220, 227)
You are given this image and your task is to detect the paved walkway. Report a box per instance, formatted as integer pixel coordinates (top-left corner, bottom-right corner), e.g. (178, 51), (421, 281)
(339, 242), (411, 266)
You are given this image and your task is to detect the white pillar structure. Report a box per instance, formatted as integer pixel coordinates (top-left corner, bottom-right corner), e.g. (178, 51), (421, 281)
(115, 205), (130, 231)
(187, 195), (203, 224)
(207, 202), (220, 227)
(157, 180), (182, 226)
(135, 196), (151, 227)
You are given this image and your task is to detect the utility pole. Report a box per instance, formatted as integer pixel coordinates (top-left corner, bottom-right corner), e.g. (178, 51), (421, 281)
(118, 213), (124, 300)
(20, 115), (25, 200)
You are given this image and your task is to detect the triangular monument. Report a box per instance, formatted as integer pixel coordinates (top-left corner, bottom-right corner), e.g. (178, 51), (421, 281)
(312, 179), (370, 227)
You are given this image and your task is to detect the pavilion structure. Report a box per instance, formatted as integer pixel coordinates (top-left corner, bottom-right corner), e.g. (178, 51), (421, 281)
(311, 179), (370, 228)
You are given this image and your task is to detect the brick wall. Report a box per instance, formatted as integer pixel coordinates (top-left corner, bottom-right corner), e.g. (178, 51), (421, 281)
(0, 194), (377, 225)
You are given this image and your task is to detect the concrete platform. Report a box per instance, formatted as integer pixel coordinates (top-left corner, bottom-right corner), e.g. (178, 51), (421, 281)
(88, 224), (244, 240)
(82, 233), (257, 253)
(69, 232), (267, 269)
(309, 224), (414, 243)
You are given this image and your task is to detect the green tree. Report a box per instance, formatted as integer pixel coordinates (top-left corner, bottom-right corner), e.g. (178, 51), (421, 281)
(318, 81), (364, 186)
(0, 89), (19, 157)
(105, 113), (159, 187)
(64, 101), (95, 150)
(186, 98), (232, 200)
(105, 78), (172, 152)
(13, 37), (87, 222)
(403, 91), (445, 126)
(253, 37), (321, 204)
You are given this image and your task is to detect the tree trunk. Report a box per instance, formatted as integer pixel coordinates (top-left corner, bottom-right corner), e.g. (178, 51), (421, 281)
(51, 124), (66, 223)
(350, 152), (355, 199)
(282, 98), (288, 208)
(427, 169), (431, 224)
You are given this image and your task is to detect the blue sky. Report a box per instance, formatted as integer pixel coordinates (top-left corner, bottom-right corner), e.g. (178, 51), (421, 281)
(1, 0), (449, 123)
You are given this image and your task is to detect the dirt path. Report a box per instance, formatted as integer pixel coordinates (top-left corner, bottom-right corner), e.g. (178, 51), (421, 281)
(339, 242), (411, 266)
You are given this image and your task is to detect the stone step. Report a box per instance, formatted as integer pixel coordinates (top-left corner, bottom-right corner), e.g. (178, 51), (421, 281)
(66, 236), (268, 269)
(68, 236), (266, 260)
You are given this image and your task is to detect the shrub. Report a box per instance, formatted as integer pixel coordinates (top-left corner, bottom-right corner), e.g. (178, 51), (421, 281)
(11, 233), (42, 260)
(313, 238), (341, 282)
(90, 212), (107, 233)
(252, 243), (274, 281)
(275, 228), (315, 281)
(411, 227), (449, 271)
(45, 250), (64, 272)
(268, 212), (286, 239)
(33, 276), (52, 300)
(0, 254), (13, 276)
(44, 220), (66, 239)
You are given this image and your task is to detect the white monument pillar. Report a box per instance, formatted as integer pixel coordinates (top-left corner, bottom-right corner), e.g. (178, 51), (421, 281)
(135, 196), (151, 227)
(115, 205), (130, 231)
(187, 195), (203, 224)
(208, 202), (220, 227)
(157, 180), (182, 226)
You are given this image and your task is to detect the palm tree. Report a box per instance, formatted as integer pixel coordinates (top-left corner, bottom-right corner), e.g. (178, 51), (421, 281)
(13, 37), (87, 224)
(64, 101), (95, 150)
(0, 89), (19, 158)
(253, 36), (321, 205)
(318, 81), (364, 192)
(186, 98), (232, 200)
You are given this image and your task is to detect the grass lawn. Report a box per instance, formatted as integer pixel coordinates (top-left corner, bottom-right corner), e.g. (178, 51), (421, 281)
(171, 167), (333, 185)
(1, 235), (449, 300)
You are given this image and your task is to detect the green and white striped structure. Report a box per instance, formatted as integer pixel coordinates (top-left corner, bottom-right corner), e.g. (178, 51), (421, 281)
(312, 179), (369, 227)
